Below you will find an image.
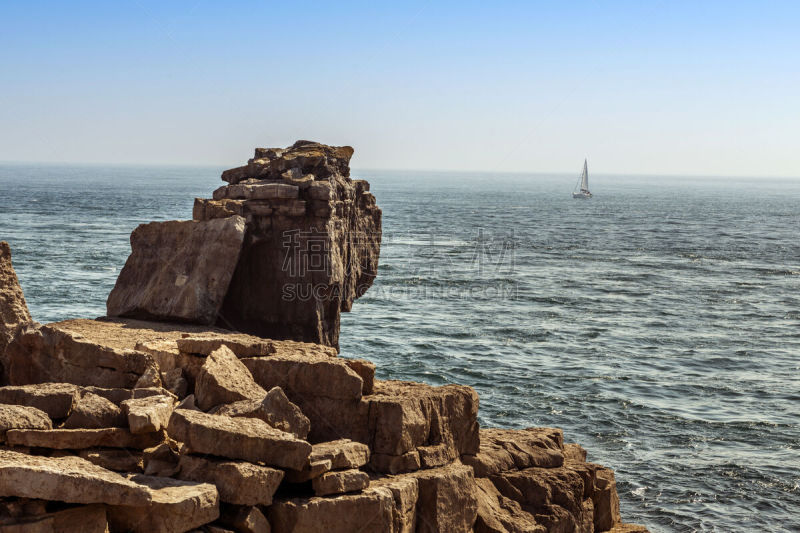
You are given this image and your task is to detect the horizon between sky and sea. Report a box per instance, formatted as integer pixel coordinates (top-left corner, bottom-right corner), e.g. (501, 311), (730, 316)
(0, 163), (798, 532)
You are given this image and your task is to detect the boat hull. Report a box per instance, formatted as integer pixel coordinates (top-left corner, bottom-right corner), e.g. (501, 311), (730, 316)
(572, 191), (592, 199)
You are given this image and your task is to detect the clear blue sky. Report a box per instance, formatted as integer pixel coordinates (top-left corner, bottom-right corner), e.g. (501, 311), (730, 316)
(1, 1), (798, 176)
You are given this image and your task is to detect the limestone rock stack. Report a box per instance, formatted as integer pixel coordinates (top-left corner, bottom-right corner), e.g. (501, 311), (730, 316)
(106, 141), (382, 350)
(0, 143), (648, 532)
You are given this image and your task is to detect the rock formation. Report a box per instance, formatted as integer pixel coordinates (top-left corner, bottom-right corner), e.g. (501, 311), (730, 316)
(0, 143), (648, 532)
(107, 141), (382, 349)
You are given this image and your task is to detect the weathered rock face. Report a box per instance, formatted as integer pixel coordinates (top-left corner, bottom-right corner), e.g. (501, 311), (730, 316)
(0, 242), (31, 359)
(106, 216), (246, 325)
(195, 141), (382, 349)
(194, 345), (266, 411)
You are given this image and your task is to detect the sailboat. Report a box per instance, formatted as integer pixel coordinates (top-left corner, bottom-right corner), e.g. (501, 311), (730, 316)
(572, 159), (592, 199)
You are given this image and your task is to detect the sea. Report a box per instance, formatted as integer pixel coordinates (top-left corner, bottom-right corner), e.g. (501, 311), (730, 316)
(1, 163), (798, 532)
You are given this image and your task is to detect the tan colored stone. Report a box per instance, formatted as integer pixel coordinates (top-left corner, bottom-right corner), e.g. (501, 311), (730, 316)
(142, 441), (180, 477)
(369, 476), (419, 533)
(409, 464), (478, 533)
(267, 490), (395, 533)
(2, 323), (158, 388)
(564, 443), (588, 463)
(195, 346), (266, 411)
(0, 405), (52, 440)
(6, 428), (163, 450)
(122, 394), (174, 433)
(162, 368), (188, 398)
(167, 409), (310, 469)
(488, 465), (589, 533)
(177, 454), (283, 506)
(312, 469), (369, 496)
(369, 450), (421, 474)
(0, 242), (31, 357)
(79, 448), (143, 472)
(107, 474), (219, 533)
(62, 392), (126, 429)
(474, 477), (544, 533)
(176, 336), (275, 357)
(243, 354), (364, 401)
(309, 439), (370, 470)
(462, 428), (564, 477)
(106, 216), (246, 325)
(0, 383), (80, 419)
(283, 459), (332, 483)
(0, 450), (151, 505)
(344, 358), (375, 395)
(211, 386), (310, 439)
(593, 467), (622, 532)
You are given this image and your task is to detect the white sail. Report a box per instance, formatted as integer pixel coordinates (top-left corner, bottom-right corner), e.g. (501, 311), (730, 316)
(580, 159), (589, 191)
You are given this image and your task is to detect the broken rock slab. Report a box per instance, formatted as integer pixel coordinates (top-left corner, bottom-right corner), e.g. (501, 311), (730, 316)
(194, 345), (266, 411)
(309, 439), (370, 470)
(122, 394), (175, 433)
(0, 241), (32, 357)
(0, 405), (52, 441)
(312, 468), (370, 497)
(0, 383), (80, 420)
(5, 427), (163, 450)
(106, 216), (246, 325)
(177, 454), (284, 506)
(2, 323), (158, 388)
(107, 474), (219, 533)
(474, 477), (544, 533)
(242, 354), (364, 401)
(167, 408), (311, 470)
(211, 386), (310, 440)
(409, 463), (479, 533)
(62, 392), (126, 429)
(79, 448), (143, 473)
(267, 490), (396, 533)
(0, 450), (151, 506)
(461, 427), (564, 477)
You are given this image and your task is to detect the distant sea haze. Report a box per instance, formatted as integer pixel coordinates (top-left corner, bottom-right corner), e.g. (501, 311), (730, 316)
(1, 164), (799, 532)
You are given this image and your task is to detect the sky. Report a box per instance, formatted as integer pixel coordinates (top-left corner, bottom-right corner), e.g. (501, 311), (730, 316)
(0, 1), (798, 177)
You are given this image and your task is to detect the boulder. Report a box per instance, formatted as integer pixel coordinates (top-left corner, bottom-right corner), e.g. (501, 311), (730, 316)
(106, 474), (219, 533)
(122, 394), (175, 433)
(267, 490), (395, 533)
(369, 450), (422, 474)
(487, 466), (589, 533)
(309, 439), (370, 470)
(462, 428), (564, 477)
(166, 409), (311, 470)
(0, 405), (52, 441)
(195, 346), (266, 411)
(177, 454), (284, 506)
(62, 392), (126, 429)
(205, 142), (381, 349)
(593, 468), (622, 532)
(474, 477), (544, 533)
(369, 476), (419, 533)
(409, 464), (478, 533)
(2, 323), (158, 388)
(0, 242), (31, 358)
(0, 450), (151, 506)
(243, 354), (364, 401)
(312, 469), (370, 496)
(211, 386), (310, 439)
(142, 441), (181, 477)
(0, 383), (80, 419)
(283, 459), (332, 483)
(344, 358), (375, 395)
(5, 428), (163, 450)
(106, 216), (246, 325)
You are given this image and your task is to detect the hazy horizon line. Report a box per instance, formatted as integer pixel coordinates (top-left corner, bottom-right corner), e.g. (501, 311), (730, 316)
(0, 159), (798, 181)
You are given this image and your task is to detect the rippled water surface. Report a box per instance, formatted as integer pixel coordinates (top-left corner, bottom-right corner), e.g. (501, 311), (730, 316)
(1, 164), (799, 532)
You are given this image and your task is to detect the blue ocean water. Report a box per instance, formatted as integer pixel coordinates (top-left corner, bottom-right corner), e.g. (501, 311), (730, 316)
(1, 163), (799, 532)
